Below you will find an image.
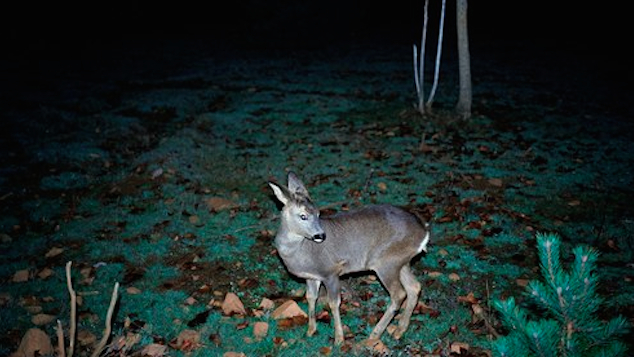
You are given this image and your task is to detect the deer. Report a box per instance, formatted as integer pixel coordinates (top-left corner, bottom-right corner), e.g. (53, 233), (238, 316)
(268, 172), (430, 345)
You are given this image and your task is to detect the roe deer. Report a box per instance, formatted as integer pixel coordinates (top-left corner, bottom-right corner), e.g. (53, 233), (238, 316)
(268, 172), (430, 344)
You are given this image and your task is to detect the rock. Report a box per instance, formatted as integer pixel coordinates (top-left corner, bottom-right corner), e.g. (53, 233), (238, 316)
(15, 328), (53, 357)
(222, 293), (246, 316)
(271, 300), (307, 319)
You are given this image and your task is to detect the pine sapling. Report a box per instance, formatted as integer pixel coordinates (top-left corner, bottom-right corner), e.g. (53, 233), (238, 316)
(492, 232), (629, 357)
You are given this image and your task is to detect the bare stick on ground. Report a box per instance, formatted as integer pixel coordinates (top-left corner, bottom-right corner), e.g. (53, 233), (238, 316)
(65, 262), (77, 357)
(91, 282), (120, 357)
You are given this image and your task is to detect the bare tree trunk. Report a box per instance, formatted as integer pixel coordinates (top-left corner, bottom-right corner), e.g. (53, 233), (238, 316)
(455, 0), (472, 119)
(425, 0), (446, 111)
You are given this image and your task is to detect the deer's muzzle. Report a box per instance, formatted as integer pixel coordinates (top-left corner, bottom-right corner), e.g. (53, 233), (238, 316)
(311, 233), (326, 243)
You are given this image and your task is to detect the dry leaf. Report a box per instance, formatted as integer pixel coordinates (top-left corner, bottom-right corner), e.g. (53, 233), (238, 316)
(31, 314), (56, 326)
(427, 271), (443, 278)
(457, 292), (478, 304)
(222, 293), (247, 316)
(271, 300), (307, 319)
(16, 328), (53, 357)
(437, 248), (449, 257)
(253, 321), (269, 339)
(516, 278), (529, 287)
(487, 178), (503, 187)
(206, 197), (238, 212)
(359, 338), (390, 355)
(448, 273), (461, 281)
(126, 287), (142, 295)
(377, 182), (387, 191)
(141, 343), (168, 357)
(172, 329), (201, 352)
(450, 341), (470, 354)
(44, 247), (64, 258)
(77, 329), (97, 346)
(259, 297), (274, 310)
(37, 268), (54, 280)
(13, 269), (29, 282)
(223, 352), (246, 357)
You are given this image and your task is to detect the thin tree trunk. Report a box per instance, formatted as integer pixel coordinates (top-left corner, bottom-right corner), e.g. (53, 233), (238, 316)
(425, 0), (446, 111)
(455, 0), (472, 119)
(414, 0), (430, 115)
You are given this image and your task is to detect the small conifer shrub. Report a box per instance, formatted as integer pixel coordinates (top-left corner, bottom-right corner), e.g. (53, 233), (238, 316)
(492, 232), (629, 357)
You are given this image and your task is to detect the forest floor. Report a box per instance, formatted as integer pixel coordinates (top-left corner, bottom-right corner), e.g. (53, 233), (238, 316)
(1, 39), (633, 356)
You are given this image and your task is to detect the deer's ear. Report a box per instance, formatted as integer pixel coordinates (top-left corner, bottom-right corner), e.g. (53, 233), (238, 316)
(269, 181), (290, 206)
(287, 172), (311, 199)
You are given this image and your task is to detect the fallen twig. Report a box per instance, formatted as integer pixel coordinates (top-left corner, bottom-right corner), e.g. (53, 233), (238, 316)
(65, 262), (77, 357)
(91, 282), (120, 357)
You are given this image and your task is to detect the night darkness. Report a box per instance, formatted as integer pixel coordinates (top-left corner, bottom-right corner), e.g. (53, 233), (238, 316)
(1, 1), (633, 356)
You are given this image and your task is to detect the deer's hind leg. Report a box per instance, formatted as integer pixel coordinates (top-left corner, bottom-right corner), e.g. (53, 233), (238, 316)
(393, 264), (421, 339)
(369, 264), (407, 340)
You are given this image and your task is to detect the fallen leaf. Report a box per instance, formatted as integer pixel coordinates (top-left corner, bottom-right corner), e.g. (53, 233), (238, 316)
(276, 315), (308, 330)
(206, 197), (238, 212)
(516, 278), (530, 287)
(13, 269), (29, 282)
(127, 287), (142, 295)
(253, 321), (269, 339)
(223, 352), (246, 357)
(359, 338), (390, 355)
(31, 314), (56, 326)
(377, 182), (387, 191)
(448, 273), (461, 282)
(16, 328), (53, 357)
(319, 346), (332, 355)
(428, 271), (443, 278)
(568, 200), (581, 207)
(271, 300), (307, 319)
(77, 329), (97, 346)
(259, 297), (274, 310)
(141, 343), (168, 357)
(44, 247), (64, 258)
(457, 292), (478, 305)
(487, 178), (503, 188)
(222, 292), (247, 316)
(172, 330), (201, 352)
(37, 268), (54, 280)
(450, 341), (470, 354)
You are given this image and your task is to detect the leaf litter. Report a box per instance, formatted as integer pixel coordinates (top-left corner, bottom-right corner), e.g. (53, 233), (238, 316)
(1, 42), (633, 356)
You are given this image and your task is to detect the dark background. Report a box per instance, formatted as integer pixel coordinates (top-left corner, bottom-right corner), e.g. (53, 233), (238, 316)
(2, 1), (628, 57)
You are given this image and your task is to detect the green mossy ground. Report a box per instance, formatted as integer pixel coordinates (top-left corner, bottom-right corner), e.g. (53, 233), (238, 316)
(1, 42), (633, 356)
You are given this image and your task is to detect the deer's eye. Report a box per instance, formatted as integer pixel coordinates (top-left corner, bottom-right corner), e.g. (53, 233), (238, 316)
(299, 214), (308, 221)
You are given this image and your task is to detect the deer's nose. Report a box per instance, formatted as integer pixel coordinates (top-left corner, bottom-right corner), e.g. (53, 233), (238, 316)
(312, 233), (326, 243)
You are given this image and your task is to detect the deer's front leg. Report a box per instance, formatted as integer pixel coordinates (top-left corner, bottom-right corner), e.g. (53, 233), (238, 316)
(324, 276), (344, 344)
(306, 279), (321, 337)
